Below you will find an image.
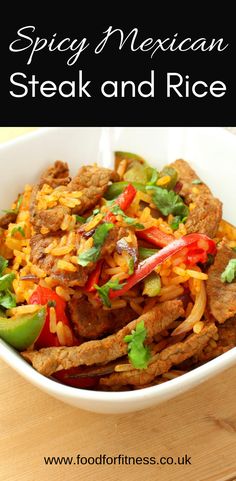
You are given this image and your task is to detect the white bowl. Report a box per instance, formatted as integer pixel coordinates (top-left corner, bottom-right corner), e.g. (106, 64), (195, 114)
(0, 127), (236, 414)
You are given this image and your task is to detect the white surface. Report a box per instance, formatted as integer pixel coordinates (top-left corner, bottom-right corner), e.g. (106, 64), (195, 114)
(0, 127), (236, 414)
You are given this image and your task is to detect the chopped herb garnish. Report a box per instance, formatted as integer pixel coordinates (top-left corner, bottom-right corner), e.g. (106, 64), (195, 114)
(0, 290), (16, 309)
(78, 222), (114, 267)
(16, 195), (23, 211)
(75, 215), (86, 224)
(232, 247), (236, 252)
(124, 320), (151, 369)
(110, 204), (144, 229)
(47, 300), (56, 308)
(0, 273), (16, 292)
(77, 247), (100, 267)
(192, 179), (202, 185)
(95, 278), (125, 307)
(2, 195), (23, 215)
(11, 226), (25, 237)
(92, 222), (113, 245)
(146, 185), (189, 218)
(128, 257), (135, 275)
(0, 256), (8, 277)
(221, 259), (236, 283)
(0, 263), (16, 310)
(170, 215), (187, 231)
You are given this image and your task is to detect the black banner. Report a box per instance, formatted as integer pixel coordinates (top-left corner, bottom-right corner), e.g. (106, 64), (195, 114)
(1, 5), (235, 126)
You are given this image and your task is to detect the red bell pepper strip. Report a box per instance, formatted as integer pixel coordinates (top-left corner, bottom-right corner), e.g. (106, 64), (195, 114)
(84, 260), (103, 293)
(109, 233), (216, 300)
(29, 286), (76, 348)
(115, 183), (137, 211)
(136, 226), (174, 248)
(104, 183), (137, 222)
(53, 367), (99, 389)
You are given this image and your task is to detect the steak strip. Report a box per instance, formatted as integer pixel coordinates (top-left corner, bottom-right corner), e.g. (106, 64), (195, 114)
(170, 159), (222, 238)
(22, 300), (184, 376)
(206, 243), (236, 323)
(196, 317), (236, 363)
(100, 322), (217, 387)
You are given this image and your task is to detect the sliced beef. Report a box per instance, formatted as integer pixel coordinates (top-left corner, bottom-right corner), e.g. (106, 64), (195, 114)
(170, 159), (222, 237)
(22, 299), (184, 376)
(206, 244), (236, 323)
(32, 205), (69, 233)
(100, 323), (217, 387)
(68, 165), (119, 214)
(39, 161), (70, 188)
(69, 297), (136, 339)
(29, 224), (127, 289)
(30, 163), (118, 233)
(185, 194), (222, 238)
(170, 159), (211, 203)
(30, 234), (89, 287)
(0, 211), (17, 229)
(197, 317), (236, 363)
(30, 161), (70, 230)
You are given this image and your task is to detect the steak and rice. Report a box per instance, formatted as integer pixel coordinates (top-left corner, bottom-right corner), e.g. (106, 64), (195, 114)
(0, 151), (235, 391)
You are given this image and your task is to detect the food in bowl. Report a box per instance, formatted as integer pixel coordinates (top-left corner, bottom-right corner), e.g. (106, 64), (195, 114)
(0, 152), (235, 391)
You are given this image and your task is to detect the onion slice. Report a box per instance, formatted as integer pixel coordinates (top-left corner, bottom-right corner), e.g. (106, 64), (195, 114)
(171, 280), (207, 336)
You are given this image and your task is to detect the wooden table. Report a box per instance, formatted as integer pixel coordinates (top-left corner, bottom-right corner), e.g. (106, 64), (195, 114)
(1, 359), (236, 481)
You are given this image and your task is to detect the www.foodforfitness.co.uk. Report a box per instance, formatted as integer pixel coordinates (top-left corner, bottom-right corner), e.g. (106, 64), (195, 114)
(43, 453), (192, 466)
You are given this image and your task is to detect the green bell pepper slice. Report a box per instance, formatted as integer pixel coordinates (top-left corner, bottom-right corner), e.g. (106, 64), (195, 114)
(105, 181), (146, 200)
(0, 306), (46, 350)
(115, 151), (145, 163)
(138, 247), (160, 260)
(159, 166), (178, 190)
(116, 151), (149, 184)
(142, 272), (161, 297)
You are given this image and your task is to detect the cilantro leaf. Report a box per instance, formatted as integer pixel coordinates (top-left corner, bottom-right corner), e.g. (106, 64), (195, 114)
(2, 195), (23, 216)
(0, 264), (16, 310)
(110, 204), (144, 229)
(221, 259), (236, 283)
(77, 246), (100, 267)
(232, 247), (236, 253)
(0, 273), (15, 292)
(0, 290), (16, 309)
(170, 215), (187, 231)
(0, 256), (8, 277)
(11, 225), (25, 237)
(146, 186), (189, 218)
(124, 320), (151, 369)
(92, 222), (114, 246)
(95, 278), (125, 307)
(78, 223), (114, 267)
(192, 179), (202, 185)
(75, 215), (86, 224)
(16, 195), (23, 212)
(1, 209), (16, 215)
